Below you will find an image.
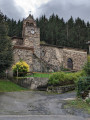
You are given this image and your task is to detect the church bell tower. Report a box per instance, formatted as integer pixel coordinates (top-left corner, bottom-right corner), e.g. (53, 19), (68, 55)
(22, 14), (40, 58)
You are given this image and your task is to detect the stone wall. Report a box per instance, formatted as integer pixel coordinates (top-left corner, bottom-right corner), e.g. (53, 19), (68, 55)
(63, 48), (87, 70)
(12, 77), (75, 93)
(40, 45), (87, 71)
(33, 54), (41, 72)
(14, 77), (48, 90)
(13, 47), (33, 71)
(40, 45), (63, 71)
(48, 85), (75, 93)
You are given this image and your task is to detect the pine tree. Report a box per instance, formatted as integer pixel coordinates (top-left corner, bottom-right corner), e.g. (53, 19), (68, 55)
(0, 11), (13, 76)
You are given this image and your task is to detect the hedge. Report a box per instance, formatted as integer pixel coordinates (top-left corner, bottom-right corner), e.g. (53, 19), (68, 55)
(48, 71), (86, 86)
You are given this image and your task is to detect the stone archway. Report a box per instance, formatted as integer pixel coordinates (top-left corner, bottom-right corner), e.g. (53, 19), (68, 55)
(67, 58), (73, 70)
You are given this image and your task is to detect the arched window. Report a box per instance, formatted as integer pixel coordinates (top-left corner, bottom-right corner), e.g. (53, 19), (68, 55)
(67, 58), (73, 70)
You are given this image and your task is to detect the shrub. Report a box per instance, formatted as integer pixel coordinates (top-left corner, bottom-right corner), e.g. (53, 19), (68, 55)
(86, 98), (90, 104)
(12, 61), (29, 77)
(76, 77), (90, 97)
(48, 71), (85, 86)
(83, 55), (90, 76)
(48, 72), (65, 86)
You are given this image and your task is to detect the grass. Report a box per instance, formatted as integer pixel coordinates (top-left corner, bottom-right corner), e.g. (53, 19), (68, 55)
(0, 80), (27, 92)
(65, 99), (90, 114)
(26, 73), (51, 78)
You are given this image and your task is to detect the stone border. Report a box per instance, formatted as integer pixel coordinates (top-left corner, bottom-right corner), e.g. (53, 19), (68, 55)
(47, 85), (75, 93)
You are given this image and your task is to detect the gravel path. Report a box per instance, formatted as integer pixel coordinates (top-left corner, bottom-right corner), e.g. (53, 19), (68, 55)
(0, 91), (89, 120)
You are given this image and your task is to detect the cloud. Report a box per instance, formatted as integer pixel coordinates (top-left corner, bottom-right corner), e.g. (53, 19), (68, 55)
(0, 0), (25, 20)
(0, 0), (90, 22)
(36, 0), (90, 22)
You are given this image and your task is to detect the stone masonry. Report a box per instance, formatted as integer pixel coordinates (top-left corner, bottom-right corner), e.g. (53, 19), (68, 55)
(11, 14), (87, 72)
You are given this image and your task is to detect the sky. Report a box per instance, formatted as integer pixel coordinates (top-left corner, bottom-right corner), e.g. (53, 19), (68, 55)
(0, 0), (90, 22)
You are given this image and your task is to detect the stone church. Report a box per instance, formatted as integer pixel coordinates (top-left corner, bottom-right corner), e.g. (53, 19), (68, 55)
(12, 14), (87, 72)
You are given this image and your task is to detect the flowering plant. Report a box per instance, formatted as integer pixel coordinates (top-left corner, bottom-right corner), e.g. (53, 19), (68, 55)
(12, 61), (29, 76)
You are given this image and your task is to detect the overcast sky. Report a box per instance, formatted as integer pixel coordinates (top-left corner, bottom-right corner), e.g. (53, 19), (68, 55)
(0, 0), (90, 22)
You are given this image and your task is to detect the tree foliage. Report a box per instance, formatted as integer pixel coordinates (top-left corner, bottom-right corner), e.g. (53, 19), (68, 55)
(0, 11), (13, 75)
(2, 13), (90, 52)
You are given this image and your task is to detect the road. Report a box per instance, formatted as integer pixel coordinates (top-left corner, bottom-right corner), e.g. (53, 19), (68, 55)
(0, 91), (89, 120)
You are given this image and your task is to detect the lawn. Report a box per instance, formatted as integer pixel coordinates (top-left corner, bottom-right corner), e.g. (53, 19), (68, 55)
(26, 72), (51, 78)
(0, 80), (27, 92)
(65, 99), (90, 114)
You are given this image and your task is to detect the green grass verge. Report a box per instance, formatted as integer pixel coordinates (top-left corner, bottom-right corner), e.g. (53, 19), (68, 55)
(65, 99), (90, 114)
(26, 73), (51, 78)
(0, 80), (27, 92)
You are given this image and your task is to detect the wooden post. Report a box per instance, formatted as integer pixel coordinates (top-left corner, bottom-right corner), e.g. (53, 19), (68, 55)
(17, 69), (18, 77)
(17, 69), (18, 81)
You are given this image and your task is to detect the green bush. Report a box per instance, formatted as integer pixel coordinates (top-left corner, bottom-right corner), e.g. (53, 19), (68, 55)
(83, 56), (90, 76)
(76, 77), (90, 97)
(76, 57), (90, 98)
(86, 98), (90, 104)
(48, 71), (85, 86)
(83, 62), (90, 76)
(12, 61), (29, 77)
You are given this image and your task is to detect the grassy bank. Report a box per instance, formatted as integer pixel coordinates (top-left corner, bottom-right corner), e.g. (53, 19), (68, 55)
(0, 80), (27, 92)
(65, 99), (90, 114)
(26, 72), (51, 78)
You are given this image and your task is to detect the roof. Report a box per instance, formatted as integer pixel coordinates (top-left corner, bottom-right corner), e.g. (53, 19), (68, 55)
(40, 44), (87, 52)
(25, 14), (34, 21)
(40, 44), (63, 48)
(13, 45), (34, 51)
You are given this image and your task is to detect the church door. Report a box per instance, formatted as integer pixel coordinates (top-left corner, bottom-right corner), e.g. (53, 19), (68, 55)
(67, 58), (73, 70)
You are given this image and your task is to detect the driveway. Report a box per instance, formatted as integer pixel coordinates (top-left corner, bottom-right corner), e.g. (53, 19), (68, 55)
(0, 91), (89, 120)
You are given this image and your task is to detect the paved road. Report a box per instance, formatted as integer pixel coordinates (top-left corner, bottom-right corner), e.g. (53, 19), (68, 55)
(0, 91), (89, 120)
(0, 115), (89, 120)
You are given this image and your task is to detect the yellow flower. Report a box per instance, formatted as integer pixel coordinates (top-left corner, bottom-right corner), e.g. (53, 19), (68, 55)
(12, 61), (30, 76)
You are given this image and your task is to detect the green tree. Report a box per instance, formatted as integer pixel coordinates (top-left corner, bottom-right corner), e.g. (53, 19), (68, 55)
(0, 11), (13, 76)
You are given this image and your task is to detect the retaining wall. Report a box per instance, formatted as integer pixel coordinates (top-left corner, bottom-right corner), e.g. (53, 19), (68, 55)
(47, 85), (75, 93)
(13, 77), (48, 90)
